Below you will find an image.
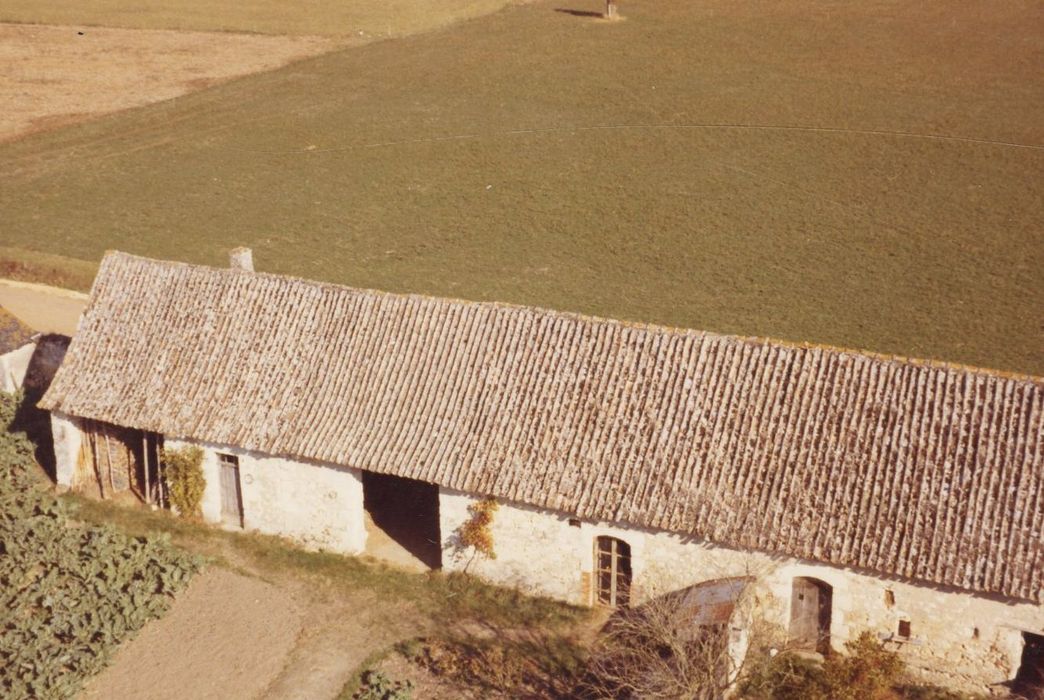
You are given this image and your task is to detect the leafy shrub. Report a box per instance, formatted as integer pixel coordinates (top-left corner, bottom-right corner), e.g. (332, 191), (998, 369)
(827, 631), (905, 699)
(162, 445), (205, 519)
(740, 649), (830, 700)
(354, 669), (413, 700)
(453, 496), (498, 571)
(741, 632), (904, 700)
(0, 391), (202, 699)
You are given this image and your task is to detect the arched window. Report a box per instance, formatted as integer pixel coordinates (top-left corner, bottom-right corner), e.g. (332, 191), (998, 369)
(595, 536), (632, 607)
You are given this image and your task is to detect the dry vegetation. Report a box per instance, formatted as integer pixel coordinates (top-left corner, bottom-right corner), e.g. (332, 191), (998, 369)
(0, 247), (96, 292)
(1, 0), (1041, 374)
(0, 24), (341, 142)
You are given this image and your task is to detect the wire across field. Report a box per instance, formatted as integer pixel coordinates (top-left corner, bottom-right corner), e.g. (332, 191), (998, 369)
(1, 0), (1041, 375)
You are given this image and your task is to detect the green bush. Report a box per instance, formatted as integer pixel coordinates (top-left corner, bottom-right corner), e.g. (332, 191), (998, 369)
(162, 445), (206, 519)
(354, 669), (413, 700)
(741, 632), (905, 700)
(0, 392), (202, 699)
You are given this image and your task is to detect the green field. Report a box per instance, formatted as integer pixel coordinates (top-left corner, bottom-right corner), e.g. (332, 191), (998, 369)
(1, 0), (1041, 375)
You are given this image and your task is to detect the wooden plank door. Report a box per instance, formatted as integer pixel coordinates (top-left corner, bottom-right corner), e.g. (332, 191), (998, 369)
(789, 578), (821, 649)
(218, 453), (243, 527)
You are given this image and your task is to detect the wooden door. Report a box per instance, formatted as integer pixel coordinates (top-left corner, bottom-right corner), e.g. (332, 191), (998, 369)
(218, 453), (243, 527)
(789, 577), (831, 652)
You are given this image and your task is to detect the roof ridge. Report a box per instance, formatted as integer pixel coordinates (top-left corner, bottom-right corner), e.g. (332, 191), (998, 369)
(102, 250), (1042, 383)
(46, 249), (1043, 601)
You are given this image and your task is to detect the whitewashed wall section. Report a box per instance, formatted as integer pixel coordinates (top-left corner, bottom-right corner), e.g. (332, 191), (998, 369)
(165, 437), (366, 554)
(50, 410), (82, 491)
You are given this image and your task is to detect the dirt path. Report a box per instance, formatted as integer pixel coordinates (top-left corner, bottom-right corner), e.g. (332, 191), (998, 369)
(0, 279), (86, 335)
(0, 23), (344, 142)
(262, 587), (425, 700)
(80, 565), (425, 700)
(80, 568), (305, 700)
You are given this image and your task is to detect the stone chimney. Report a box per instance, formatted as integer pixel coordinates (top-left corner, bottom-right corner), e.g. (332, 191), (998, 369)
(229, 247), (254, 272)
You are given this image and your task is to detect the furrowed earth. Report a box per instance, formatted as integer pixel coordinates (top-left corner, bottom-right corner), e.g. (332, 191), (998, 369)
(2, 1), (1041, 696)
(1, 0), (1041, 373)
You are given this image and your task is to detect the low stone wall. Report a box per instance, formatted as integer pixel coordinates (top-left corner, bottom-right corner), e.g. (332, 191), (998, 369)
(166, 437), (366, 555)
(439, 488), (1044, 693)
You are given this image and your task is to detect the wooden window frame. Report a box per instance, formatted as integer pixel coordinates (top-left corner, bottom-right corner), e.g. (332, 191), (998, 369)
(897, 619), (912, 639)
(594, 536), (632, 608)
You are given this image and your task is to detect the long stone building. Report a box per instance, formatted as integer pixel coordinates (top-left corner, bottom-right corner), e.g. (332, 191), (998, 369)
(42, 251), (1043, 693)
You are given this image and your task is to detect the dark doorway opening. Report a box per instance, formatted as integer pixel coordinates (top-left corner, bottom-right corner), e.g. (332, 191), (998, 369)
(76, 419), (163, 505)
(789, 577), (833, 653)
(11, 334), (70, 480)
(362, 471), (441, 570)
(1014, 632), (1044, 697)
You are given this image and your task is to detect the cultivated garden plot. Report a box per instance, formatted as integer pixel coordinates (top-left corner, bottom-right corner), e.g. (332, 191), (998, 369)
(0, 393), (202, 698)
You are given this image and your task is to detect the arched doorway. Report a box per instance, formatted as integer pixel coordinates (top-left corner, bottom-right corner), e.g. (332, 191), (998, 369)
(595, 536), (632, 607)
(789, 577), (832, 653)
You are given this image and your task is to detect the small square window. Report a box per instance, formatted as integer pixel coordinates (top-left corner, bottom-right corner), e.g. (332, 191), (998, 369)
(898, 619), (912, 638)
(568, 518), (581, 528)
(884, 590), (895, 607)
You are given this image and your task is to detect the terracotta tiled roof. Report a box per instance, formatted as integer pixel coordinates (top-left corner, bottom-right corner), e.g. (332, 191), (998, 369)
(42, 253), (1044, 601)
(0, 306), (35, 355)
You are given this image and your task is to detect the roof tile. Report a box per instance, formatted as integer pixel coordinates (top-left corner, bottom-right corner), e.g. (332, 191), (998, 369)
(42, 252), (1044, 601)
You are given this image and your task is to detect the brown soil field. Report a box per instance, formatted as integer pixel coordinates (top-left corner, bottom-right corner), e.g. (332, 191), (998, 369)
(0, 24), (341, 142)
(0, 0), (516, 39)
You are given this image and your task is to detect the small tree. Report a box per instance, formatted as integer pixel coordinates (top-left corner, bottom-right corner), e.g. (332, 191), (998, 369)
(453, 497), (498, 572)
(584, 591), (739, 699)
(161, 446), (205, 519)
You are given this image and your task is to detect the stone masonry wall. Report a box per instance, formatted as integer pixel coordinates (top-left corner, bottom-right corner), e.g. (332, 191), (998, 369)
(440, 488), (1044, 693)
(166, 437), (366, 554)
(42, 419), (1044, 694)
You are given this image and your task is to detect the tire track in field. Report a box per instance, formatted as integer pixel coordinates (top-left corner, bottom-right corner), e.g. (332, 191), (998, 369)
(225, 122), (1044, 155)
